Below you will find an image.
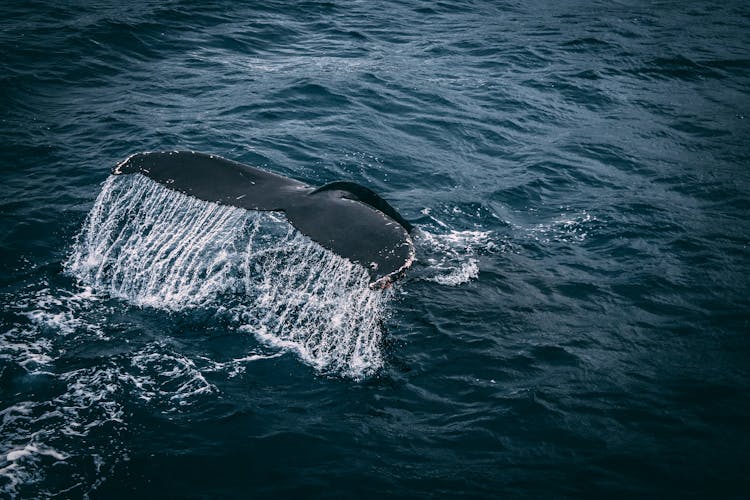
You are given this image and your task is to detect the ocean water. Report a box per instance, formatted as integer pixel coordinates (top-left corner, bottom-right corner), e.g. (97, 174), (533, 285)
(1, 0), (749, 497)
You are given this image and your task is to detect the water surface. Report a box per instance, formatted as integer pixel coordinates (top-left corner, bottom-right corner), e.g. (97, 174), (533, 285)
(1, 0), (749, 497)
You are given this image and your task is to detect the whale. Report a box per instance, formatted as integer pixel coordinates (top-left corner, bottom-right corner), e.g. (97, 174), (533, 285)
(112, 151), (414, 288)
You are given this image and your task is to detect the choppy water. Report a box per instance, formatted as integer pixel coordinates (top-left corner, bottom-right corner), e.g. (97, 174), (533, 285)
(2, 1), (749, 497)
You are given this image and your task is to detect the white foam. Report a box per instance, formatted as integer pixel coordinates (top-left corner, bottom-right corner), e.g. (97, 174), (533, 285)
(0, 367), (125, 497)
(412, 228), (495, 286)
(129, 345), (216, 407)
(429, 259), (479, 286)
(0, 328), (54, 369)
(6, 445), (66, 462)
(198, 352), (285, 378)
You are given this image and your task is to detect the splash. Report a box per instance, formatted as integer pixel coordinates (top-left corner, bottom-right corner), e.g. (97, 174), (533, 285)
(412, 229), (496, 286)
(65, 174), (390, 379)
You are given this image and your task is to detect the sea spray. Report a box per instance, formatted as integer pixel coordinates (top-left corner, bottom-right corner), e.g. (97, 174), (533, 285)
(66, 174), (390, 378)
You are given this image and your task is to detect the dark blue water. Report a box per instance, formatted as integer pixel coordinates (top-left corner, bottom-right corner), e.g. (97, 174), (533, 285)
(2, 1), (749, 497)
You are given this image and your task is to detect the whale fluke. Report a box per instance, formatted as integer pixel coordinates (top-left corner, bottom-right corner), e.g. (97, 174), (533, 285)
(113, 151), (414, 288)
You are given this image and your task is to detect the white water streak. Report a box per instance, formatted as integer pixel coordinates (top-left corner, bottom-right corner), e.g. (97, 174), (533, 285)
(67, 175), (247, 309)
(66, 174), (389, 378)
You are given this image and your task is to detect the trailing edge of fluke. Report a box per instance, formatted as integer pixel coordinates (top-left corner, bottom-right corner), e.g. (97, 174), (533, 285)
(112, 151), (415, 288)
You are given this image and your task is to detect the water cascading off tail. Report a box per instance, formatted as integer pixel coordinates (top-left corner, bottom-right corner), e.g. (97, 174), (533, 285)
(66, 174), (391, 378)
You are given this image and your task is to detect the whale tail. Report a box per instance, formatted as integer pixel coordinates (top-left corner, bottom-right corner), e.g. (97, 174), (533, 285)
(113, 151), (414, 287)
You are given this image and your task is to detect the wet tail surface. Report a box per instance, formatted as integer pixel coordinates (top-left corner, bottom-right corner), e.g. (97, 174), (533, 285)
(114, 151), (414, 287)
